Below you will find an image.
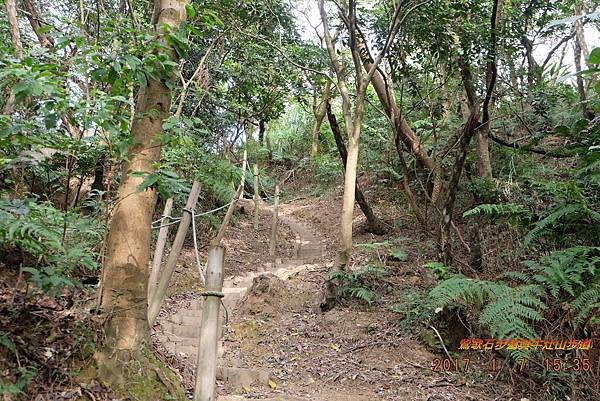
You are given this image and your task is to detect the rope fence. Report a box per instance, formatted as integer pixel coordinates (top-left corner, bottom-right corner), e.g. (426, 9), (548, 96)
(151, 201), (234, 229)
(148, 164), (281, 290)
(151, 191), (277, 230)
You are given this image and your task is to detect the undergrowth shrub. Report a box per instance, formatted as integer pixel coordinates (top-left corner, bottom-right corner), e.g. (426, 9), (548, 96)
(328, 265), (387, 304)
(0, 197), (102, 294)
(431, 246), (600, 352)
(312, 153), (342, 185)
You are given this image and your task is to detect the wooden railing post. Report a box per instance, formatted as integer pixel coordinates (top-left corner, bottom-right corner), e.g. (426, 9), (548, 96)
(147, 182), (201, 325)
(148, 198), (173, 299)
(194, 245), (225, 401)
(269, 185), (280, 256)
(253, 163), (259, 230)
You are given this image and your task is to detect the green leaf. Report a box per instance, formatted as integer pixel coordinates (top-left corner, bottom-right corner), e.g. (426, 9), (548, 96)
(136, 173), (159, 192)
(0, 331), (16, 353)
(589, 48), (600, 65)
(389, 249), (407, 262)
(185, 3), (196, 18)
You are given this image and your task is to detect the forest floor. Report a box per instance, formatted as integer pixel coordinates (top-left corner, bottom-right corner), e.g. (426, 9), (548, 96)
(154, 190), (536, 401)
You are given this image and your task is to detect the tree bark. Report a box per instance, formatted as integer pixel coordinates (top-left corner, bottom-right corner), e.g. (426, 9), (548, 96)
(3, 0), (23, 115)
(354, 33), (443, 202)
(573, 4), (595, 120)
(521, 36), (541, 87)
(98, 0), (188, 363)
(90, 156), (106, 192)
(5, 0), (22, 59)
(258, 120), (265, 146)
(326, 101), (386, 235)
(311, 82), (330, 158)
(475, 0), (503, 179)
(22, 0), (55, 48)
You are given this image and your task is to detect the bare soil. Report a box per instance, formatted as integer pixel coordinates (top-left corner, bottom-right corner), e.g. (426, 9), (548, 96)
(202, 196), (533, 400)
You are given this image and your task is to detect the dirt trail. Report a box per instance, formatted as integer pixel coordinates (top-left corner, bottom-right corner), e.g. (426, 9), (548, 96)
(154, 199), (526, 401)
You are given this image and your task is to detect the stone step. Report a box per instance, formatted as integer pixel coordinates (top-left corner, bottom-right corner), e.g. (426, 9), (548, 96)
(165, 313), (202, 326)
(222, 286), (248, 310)
(188, 299), (204, 310)
(177, 308), (203, 317)
(216, 366), (271, 388)
(224, 273), (259, 288)
(164, 342), (225, 359)
(160, 321), (200, 338)
(160, 313), (230, 339)
(273, 265), (309, 280)
(218, 397), (308, 401)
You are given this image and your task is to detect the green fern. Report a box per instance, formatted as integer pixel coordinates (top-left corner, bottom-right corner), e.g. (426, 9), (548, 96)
(432, 247), (600, 344)
(525, 247), (600, 327)
(524, 204), (600, 246)
(328, 265), (386, 304)
(462, 203), (532, 223)
(430, 276), (546, 340)
(0, 197), (101, 294)
(356, 241), (391, 249)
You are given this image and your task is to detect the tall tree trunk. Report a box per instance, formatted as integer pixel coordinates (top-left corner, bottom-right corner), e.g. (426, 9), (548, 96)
(3, 0), (23, 115)
(573, 31), (594, 120)
(339, 135), (360, 266)
(521, 36), (541, 87)
(311, 82), (330, 158)
(265, 130), (273, 161)
(97, 0), (188, 371)
(91, 155), (106, 192)
(326, 101), (386, 235)
(475, 0), (503, 179)
(474, 122), (492, 179)
(355, 35), (442, 202)
(258, 119), (265, 146)
(574, 5), (595, 120)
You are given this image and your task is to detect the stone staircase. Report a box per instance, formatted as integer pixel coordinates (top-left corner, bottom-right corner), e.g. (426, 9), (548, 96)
(153, 210), (324, 393)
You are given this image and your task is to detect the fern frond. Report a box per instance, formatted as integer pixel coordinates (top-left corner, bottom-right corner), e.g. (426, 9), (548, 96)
(462, 203), (531, 222)
(524, 204), (600, 246)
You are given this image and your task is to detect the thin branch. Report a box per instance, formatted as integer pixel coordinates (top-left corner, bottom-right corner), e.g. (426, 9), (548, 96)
(541, 30), (576, 69)
(235, 28), (333, 83)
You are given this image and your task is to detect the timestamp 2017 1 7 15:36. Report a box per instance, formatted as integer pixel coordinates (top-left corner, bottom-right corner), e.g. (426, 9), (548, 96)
(431, 357), (595, 373)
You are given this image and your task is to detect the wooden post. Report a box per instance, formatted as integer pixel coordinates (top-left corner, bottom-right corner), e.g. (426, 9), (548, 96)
(147, 182), (201, 326)
(194, 245), (224, 401)
(148, 198), (173, 299)
(269, 185), (279, 256)
(253, 163), (259, 230)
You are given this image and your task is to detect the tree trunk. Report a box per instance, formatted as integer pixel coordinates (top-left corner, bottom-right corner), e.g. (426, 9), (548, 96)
(3, 0), (22, 115)
(258, 120), (265, 145)
(97, 0), (188, 370)
(339, 136), (359, 267)
(475, 0), (503, 179)
(521, 36), (541, 87)
(22, 0), (55, 48)
(327, 101), (386, 235)
(573, 5), (595, 120)
(265, 130), (273, 161)
(355, 37), (443, 202)
(311, 82), (330, 158)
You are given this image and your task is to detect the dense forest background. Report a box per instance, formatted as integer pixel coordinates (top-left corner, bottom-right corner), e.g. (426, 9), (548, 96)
(0, 0), (599, 400)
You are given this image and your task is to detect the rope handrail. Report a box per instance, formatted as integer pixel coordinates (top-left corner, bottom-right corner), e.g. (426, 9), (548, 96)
(151, 200), (234, 229)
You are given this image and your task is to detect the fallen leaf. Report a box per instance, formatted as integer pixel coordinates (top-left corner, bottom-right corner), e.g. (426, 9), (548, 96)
(268, 378), (277, 390)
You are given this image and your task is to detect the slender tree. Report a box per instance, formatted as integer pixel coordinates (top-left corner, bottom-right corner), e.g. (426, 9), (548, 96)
(97, 0), (189, 374)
